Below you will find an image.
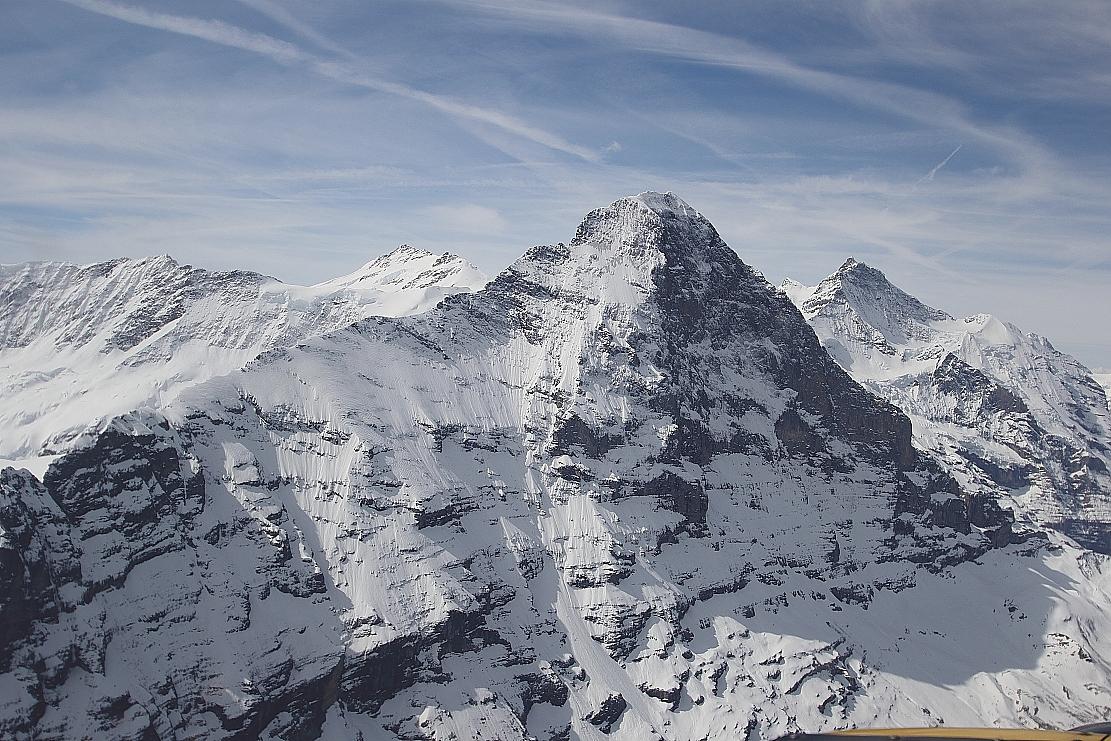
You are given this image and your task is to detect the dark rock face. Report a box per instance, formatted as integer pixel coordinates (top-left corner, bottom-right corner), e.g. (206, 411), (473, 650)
(41, 419), (200, 600)
(594, 199), (918, 474)
(0, 469), (80, 676)
(889, 457), (1020, 568)
(0, 468), (82, 741)
(549, 413), (623, 458)
(0, 461), (143, 740)
(516, 671), (570, 717)
(223, 663), (343, 741)
(0, 415), (358, 741)
(1057, 520), (1111, 555)
(773, 408), (828, 459)
(638, 472), (708, 525)
(340, 613), (484, 715)
(920, 354), (1111, 553)
(932, 354), (1029, 420)
(584, 693), (626, 733)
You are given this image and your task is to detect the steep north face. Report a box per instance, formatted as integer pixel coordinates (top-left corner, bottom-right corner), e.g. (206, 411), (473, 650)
(2, 194), (1110, 741)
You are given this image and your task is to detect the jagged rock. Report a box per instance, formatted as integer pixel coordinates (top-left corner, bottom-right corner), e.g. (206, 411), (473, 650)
(0, 469), (80, 674)
(584, 693), (627, 733)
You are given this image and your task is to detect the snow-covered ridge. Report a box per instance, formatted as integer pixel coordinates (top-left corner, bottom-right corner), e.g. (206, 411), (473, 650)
(0, 247), (488, 459)
(309, 243), (488, 294)
(796, 258), (954, 359)
(783, 259), (1111, 553)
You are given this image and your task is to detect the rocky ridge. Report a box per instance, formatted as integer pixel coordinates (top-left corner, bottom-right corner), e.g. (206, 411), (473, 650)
(0, 247), (488, 461)
(2, 195), (1111, 741)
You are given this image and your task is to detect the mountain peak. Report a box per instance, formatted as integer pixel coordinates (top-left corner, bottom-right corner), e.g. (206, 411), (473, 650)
(313, 246), (487, 293)
(629, 190), (699, 218)
(481, 193), (747, 318)
(568, 192), (716, 258)
(838, 256), (860, 273)
(381, 243), (432, 260)
(831, 257), (904, 293)
(800, 258), (952, 327)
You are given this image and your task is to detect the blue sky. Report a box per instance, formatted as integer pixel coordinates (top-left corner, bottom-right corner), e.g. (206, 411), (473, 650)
(3, 0), (1110, 367)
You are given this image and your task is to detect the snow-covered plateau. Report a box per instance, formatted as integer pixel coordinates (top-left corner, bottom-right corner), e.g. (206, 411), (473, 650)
(2, 193), (1110, 741)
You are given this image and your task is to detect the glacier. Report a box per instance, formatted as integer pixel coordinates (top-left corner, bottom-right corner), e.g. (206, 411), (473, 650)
(1, 194), (1110, 741)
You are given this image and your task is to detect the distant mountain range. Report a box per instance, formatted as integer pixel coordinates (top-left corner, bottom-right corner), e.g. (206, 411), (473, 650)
(2, 193), (1109, 741)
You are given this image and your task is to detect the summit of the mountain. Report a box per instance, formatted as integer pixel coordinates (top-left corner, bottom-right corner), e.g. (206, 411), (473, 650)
(804, 257), (952, 325)
(792, 258), (953, 356)
(568, 192), (703, 252)
(473, 191), (725, 308)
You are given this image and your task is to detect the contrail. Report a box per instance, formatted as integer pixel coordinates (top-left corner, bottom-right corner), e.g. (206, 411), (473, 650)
(54, 0), (599, 163)
(233, 0), (359, 60)
(918, 145), (962, 183)
(59, 0), (306, 61)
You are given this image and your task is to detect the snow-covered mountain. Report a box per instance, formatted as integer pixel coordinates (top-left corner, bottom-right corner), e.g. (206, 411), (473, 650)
(783, 259), (1111, 554)
(0, 246), (488, 462)
(3, 195), (1111, 741)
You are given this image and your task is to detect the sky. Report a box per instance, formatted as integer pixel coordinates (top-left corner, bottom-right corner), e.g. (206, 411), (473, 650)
(2, 0), (1110, 368)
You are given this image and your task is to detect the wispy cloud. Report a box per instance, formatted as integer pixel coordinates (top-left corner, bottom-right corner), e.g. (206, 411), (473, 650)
(53, 0), (600, 162)
(58, 0), (306, 61)
(232, 0), (359, 60)
(436, 0), (1053, 171)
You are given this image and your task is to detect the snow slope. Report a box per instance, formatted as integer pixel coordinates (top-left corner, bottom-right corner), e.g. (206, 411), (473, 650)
(784, 258), (1111, 553)
(0, 246), (488, 460)
(3, 196), (1111, 741)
